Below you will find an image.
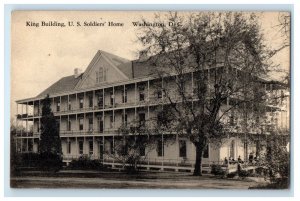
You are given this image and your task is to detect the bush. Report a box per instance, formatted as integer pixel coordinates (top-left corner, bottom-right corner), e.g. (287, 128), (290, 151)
(211, 164), (226, 176)
(11, 152), (62, 172)
(19, 152), (41, 167)
(238, 170), (250, 178)
(67, 157), (107, 170)
(227, 171), (238, 178)
(39, 152), (63, 172)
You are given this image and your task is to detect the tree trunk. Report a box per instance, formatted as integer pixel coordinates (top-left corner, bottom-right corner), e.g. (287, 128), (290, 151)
(193, 142), (203, 176)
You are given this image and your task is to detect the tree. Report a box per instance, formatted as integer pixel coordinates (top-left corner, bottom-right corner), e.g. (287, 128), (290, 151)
(137, 12), (286, 176)
(39, 94), (62, 171)
(10, 118), (21, 176)
(109, 121), (157, 173)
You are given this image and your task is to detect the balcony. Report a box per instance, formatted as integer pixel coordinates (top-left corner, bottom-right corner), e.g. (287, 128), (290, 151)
(13, 131), (34, 137)
(59, 129), (120, 136)
(16, 113), (34, 119)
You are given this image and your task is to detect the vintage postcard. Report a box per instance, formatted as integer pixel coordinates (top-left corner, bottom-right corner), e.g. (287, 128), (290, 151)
(10, 10), (291, 189)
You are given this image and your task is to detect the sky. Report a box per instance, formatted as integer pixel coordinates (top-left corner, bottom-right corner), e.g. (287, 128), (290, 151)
(10, 11), (290, 118)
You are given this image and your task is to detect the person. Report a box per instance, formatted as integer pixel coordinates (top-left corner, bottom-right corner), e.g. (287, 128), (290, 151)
(249, 152), (254, 163)
(256, 155), (260, 162)
(224, 157), (228, 165)
(238, 155), (243, 163)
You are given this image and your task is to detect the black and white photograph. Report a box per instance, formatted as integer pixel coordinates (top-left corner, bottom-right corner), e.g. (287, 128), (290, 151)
(10, 10), (291, 190)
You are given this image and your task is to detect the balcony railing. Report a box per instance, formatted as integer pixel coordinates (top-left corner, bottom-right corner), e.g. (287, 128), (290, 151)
(13, 131), (34, 137)
(59, 128), (119, 136)
(16, 114), (34, 119)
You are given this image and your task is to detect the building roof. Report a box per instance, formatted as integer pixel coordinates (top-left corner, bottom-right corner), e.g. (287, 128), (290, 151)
(20, 49), (287, 102)
(35, 50), (136, 98)
(36, 74), (83, 98)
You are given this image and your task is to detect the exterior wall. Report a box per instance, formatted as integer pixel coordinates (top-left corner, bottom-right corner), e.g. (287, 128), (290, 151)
(79, 55), (128, 89)
(15, 53), (289, 172)
(58, 135), (223, 165)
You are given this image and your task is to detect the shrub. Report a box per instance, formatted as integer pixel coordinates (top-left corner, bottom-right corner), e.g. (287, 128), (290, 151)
(19, 152), (40, 167)
(11, 152), (62, 172)
(227, 171), (238, 178)
(39, 152), (63, 172)
(211, 164), (226, 176)
(67, 157), (107, 170)
(238, 170), (250, 178)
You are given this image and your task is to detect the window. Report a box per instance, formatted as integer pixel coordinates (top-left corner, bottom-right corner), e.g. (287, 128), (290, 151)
(157, 90), (162, 99)
(229, 111), (235, 126)
(89, 141), (93, 155)
(140, 146), (145, 156)
(122, 114), (128, 126)
(79, 118), (84, 130)
(88, 96), (93, 108)
(67, 120), (71, 131)
(28, 139), (33, 152)
(88, 118), (93, 131)
(139, 86), (145, 101)
(122, 88), (127, 103)
(179, 140), (187, 158)
(37, 121), (40, 132)
(203, 144), (209, 158)
(79, 97), (83, 109)
(68, 100), (72, 110)
(244, 142), (248, 161)
(139, 113), (145, 127)
(229, 140), (235, 159)
(157, 139), (164, 157)
(97, 93), (103, 108)
(96, 67), (107, 83)
(79, 141), (83, 155)
(110, 140), (114, 154)
(110, 91), (114, 106)
(104, 68), (107, 82)
(98, 140), (104, 159)
(157, 112), (163, 127)
(67, 141), (71, 154)
(99, 116), (104, 133)
(99, 67), (103, 82)
(56, 102), (60, 112)
(121, 142), (128, 156)
(110, 115), (114, 128)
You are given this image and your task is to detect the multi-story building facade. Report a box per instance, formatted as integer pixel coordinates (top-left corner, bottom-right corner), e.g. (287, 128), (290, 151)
(14, 50), (289, 172)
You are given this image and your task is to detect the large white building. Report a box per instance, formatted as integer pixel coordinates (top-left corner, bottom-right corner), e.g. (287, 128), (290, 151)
(14, 50), (289, 172)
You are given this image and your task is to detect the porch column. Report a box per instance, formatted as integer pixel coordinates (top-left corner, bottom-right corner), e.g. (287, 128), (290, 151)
(16, 103), (18, 137)
(147, 80), (150, 102)
(75, 93), (78, 111)
(52, 98), (54, 112)
(191, 71), (194, 109)
(103, 135), (105, 163)
(75, 137), (78, 157)
(68, 94), (70, 111)
(123, 85), (126, 103)
(20, 138), (23, 153)
(162, 133), (164, 167)
(21, 104), (23, 136)
(113, 87), (115, 131)
(135, 82), (137, 105)
(33, 101), (35, 117)
(83, 92), (86, 109)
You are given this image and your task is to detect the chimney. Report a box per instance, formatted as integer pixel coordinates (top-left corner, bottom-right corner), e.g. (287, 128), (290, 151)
(74, 68), (82, 78)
